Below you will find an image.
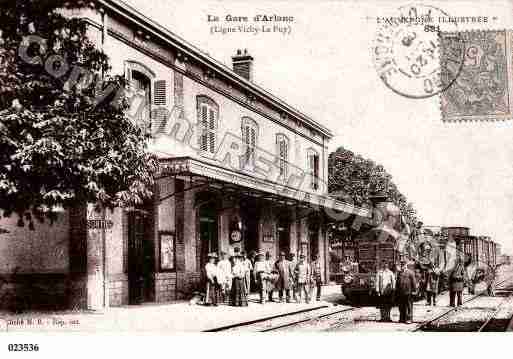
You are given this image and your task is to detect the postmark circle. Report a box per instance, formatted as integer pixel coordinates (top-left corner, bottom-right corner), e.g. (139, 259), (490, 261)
(372, 4), (466, 99)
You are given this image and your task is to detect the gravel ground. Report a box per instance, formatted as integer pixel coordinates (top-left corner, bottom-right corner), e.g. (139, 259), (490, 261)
(273, 268), (513, 332)
(221, 305), (354, 332)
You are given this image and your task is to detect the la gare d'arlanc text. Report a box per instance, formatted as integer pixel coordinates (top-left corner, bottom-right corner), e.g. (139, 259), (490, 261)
(207, 14), (294, 23)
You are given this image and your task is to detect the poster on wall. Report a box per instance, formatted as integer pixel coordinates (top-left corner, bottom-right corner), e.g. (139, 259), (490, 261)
(160, 231), (175, 270)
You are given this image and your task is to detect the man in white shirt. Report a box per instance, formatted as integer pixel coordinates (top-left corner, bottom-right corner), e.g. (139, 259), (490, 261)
(295, 253), (311, 303)
(241, 251), (253, 295)
(375, 260), (395, 322)
(265, 251), (278, 302)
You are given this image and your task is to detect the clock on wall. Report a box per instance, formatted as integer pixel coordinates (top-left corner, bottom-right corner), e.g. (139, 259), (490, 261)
(230, 229), (241, 243)
(229, 216), (242, 243)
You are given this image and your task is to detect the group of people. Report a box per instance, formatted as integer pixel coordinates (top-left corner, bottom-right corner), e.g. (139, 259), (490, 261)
(204, 248), (324, 307)
(375, 256), (468, 323)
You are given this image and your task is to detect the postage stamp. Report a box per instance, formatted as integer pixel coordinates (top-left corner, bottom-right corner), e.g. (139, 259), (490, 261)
(440, 30), (513, 122)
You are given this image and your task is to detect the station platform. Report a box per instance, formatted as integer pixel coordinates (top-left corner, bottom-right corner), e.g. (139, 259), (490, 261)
(0, 285), (345, 332)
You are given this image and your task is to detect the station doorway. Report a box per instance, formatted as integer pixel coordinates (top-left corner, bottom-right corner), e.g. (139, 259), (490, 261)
(199, 202), (218, 272)
(277, 216), (290, 255)
(241, 201), (259, 257)
(309, 222), (320, 261)
(127, 210), (155, 304)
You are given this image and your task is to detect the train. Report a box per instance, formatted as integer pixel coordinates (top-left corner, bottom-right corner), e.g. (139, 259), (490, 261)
(338, 202), (499, 302)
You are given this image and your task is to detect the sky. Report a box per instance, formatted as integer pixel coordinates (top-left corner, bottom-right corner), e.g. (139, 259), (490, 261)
(123, 0), (513, 253)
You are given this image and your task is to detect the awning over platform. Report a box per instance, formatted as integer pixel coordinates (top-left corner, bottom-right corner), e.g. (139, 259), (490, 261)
(158, 156), (371, 219)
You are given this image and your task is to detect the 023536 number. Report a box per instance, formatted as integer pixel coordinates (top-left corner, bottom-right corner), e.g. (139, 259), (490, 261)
(7, 343), (39, 352)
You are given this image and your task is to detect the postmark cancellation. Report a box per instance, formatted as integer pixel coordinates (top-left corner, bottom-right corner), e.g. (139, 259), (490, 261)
(440, 30), (513, 122)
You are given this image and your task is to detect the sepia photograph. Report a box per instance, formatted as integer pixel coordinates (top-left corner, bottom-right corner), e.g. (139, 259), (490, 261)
(0, 0), (513, 354)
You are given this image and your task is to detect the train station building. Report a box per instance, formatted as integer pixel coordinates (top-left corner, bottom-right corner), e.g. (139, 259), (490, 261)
(0, 0), (370, 311)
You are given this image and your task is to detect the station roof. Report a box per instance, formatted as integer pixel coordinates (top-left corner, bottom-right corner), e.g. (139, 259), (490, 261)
(157, 156), (371, 219)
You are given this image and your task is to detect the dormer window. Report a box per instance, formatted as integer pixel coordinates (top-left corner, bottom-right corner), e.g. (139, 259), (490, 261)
(241, 117), (258, 168)
(276, 133), (289, 179)
(197, 96), (218, 154)
(307, 148), (320, 190)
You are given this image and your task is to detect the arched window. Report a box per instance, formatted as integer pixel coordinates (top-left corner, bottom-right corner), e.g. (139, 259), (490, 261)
(241, 117), (258, 167)
(306, 148), (320, 190)
(125, 61), (168, 133)
(276, 133), (289, 179)
(129, 69), (152, 125)
(197, 95), (219, 154)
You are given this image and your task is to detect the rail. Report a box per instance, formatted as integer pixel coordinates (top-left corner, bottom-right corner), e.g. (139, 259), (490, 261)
(203, 304), (329, 332)
(414, 276), (513, 332)
(261, 307), (357, 332)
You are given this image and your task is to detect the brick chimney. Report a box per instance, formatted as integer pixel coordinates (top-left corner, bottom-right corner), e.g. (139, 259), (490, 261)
(232, 49), (253, 81)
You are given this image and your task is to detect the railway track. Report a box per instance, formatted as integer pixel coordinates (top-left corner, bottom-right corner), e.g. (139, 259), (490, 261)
(206, 272), (513, 333)
(414, 276), (513, 332)
(204, 304), (357, 332)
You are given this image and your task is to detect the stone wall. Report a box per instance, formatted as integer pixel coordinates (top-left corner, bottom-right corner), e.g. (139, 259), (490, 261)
(0, 273), (69, 312)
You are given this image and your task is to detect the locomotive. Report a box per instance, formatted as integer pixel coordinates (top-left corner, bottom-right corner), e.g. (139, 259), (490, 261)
(340, 200), (407, 302)
(340, 199), (446, 303)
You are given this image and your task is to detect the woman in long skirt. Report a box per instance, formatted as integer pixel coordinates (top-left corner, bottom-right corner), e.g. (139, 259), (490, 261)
(230, 252), (248, 306)
(204, 253), (219, 306)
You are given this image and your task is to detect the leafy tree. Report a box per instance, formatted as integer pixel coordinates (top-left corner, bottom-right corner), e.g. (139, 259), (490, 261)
(328, 146), (419, 228)
(0, 0), (158, 228)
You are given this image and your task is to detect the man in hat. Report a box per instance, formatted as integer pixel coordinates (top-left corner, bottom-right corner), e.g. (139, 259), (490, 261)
(204, 253), (219, 306)
(275, 251), (293, 302)
(395, 257), (417, 323)
(295, 253), (311, 303)
(375, 260), (395, 321)
(449, 255), (466, 307)
(311, 254), (323, 301)
(216, 251), (232, 304)
(241, 251), (253, 295)
(265, 251), (276, 302)
(253, 251), (268, 304)
(230, 249), (248, 306)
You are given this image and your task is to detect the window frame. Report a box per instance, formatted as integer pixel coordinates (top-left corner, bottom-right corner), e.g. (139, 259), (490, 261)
(241, 117), (258, 168)
(306, 148), (320, 191)
(276, 133), (290, 180)
(124, 60), (169, 135)
(197, 95), (219, 155)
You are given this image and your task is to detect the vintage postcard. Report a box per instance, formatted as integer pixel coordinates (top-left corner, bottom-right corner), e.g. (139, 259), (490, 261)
(1, 0), (513, 348)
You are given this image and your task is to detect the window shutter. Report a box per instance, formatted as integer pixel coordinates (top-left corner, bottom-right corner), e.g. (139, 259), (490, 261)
(308, 153), (319, 190)
(208, 108), (216, 153)
(153, 80), (167, 106)
(151, 80), (167, 133)
(250, 128), (256, 148)
(249, 127), (256, 164)
(208, 132), (215, 153)
(200, 105), (208, 151)
(209, 108), (216, 130)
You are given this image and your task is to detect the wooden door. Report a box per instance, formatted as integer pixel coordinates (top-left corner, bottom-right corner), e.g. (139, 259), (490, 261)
(127, 211), (154, 304)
